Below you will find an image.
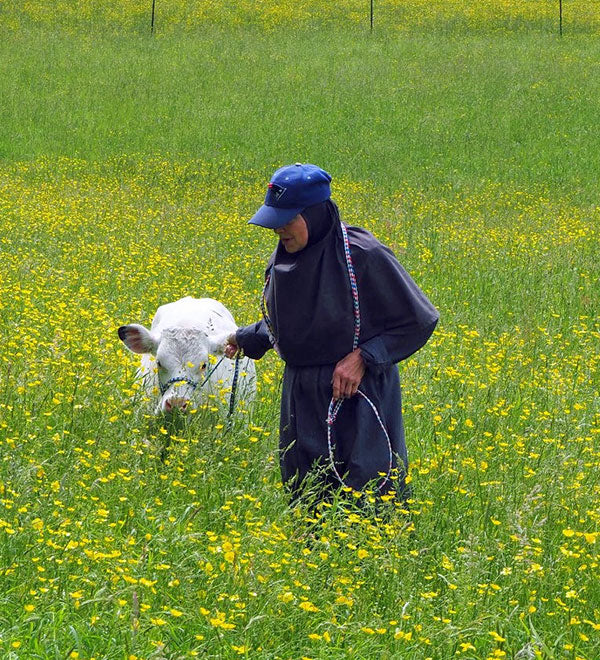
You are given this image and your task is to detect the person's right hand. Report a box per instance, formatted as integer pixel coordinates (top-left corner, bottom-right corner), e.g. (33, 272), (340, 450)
(332, 348), (365, 399)
(224, 333), (239, 359)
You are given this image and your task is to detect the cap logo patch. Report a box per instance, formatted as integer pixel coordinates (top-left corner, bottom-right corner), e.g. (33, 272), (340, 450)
(268, 182), (286, 202)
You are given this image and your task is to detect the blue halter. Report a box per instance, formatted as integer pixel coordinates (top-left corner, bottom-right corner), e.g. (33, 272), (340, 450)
(158, 356), (225, 396)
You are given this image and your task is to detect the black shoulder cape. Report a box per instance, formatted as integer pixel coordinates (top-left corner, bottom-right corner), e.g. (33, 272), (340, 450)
(263, 205), (439, 367)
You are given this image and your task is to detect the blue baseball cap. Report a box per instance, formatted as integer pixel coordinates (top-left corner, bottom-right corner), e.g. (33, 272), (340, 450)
(249, 163), (332, 229)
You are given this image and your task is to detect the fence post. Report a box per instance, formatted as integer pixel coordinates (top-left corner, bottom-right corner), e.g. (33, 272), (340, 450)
(559, 0), (563, 36)
(151, 0), (156, 34)
(370, 0), (374, 30)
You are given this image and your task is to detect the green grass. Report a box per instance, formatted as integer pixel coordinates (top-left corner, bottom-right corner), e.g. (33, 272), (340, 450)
(0, 15), (599, 660)
(2, 28), (600, 199)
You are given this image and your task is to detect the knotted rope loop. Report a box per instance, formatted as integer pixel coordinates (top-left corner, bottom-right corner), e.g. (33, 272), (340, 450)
(326, 390), (393, 491)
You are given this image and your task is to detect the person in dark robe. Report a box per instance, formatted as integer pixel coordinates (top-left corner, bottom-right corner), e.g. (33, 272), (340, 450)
(225, 163), (439, 503)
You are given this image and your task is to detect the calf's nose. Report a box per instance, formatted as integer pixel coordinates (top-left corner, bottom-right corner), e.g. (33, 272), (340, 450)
(165, 397), (189, 413)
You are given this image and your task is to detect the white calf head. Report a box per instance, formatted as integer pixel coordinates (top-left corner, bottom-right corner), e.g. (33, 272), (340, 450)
(118, 324), (229, 413)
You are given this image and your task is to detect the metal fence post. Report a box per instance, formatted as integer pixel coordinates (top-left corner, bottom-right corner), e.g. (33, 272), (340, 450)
(559, 0), (563, 36)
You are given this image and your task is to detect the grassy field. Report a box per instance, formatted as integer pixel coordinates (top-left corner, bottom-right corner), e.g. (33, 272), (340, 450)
(1, 2), (599, 659)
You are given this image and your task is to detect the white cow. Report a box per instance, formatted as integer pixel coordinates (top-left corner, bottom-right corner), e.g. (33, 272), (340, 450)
(118, 297), (256, 415)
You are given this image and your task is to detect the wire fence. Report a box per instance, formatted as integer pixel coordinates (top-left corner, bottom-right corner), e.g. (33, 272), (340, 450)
(3, 0), (600, 35)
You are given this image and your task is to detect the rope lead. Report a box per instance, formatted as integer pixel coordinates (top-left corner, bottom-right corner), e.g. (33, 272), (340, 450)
(326, 222), (393, 491)
(228, 353), (241, 419)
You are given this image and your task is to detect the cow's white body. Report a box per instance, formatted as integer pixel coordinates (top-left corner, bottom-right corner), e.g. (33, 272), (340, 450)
(119, 297), (256, 415)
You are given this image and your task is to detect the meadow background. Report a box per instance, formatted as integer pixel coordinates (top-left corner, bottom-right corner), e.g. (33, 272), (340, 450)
(1, 1), (599, 658)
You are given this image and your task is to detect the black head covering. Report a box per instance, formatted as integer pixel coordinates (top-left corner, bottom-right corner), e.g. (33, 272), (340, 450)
(264, 201), (438, 367)
(302, 200), (336, 248)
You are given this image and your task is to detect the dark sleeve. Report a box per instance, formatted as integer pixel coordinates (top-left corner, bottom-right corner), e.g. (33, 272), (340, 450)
(359, 318), (438, 373)
(355, 240), (439, 373)
(236, 320), (273, 361)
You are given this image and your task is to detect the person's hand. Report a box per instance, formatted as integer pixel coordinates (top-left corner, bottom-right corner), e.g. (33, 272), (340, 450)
(224, 333), (239, 359)
(332, 348), (365, 399)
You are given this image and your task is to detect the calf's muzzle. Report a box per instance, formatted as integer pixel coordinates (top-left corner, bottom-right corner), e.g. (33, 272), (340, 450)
(165, 397), (190, 413)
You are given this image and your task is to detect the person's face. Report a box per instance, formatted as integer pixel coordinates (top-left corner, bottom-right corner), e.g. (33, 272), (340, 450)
(274, 214), (308, 253)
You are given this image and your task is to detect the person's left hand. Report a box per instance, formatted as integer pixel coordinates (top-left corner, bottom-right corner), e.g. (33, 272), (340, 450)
(332, 348), (365, 399)
(224, 333), (239, 359)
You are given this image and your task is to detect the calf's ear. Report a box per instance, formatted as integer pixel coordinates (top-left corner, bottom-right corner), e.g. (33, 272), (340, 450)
(207, 330), (233, 356)
(118, 324), (159, 354)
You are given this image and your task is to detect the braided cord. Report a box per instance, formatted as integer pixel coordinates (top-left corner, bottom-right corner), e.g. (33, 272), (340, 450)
(326, 222), (393, 491)
(260, 272), (279, 354)
(327, 391), (393, 491)
(227, 353), (241, 419)
(340, 221), (361, 350)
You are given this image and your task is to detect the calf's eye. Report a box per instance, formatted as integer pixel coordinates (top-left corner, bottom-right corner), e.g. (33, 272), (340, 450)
(201, 363), (207, 370)
(156, 360), (162, 368)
